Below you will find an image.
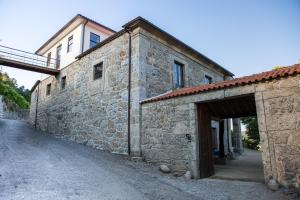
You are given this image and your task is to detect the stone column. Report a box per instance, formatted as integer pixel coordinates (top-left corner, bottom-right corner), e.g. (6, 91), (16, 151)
(232, 118), (243, 154)
(223, 119), (229, 156)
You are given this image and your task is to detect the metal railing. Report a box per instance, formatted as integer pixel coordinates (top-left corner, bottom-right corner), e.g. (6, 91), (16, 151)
(0, 45), (57, 69)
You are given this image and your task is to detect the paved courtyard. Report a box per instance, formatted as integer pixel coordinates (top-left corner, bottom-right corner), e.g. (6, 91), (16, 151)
(212, 148), (265, 182)
(0, 119), (291, 200)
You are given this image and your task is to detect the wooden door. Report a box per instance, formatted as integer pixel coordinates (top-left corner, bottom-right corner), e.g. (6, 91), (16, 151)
(197, 104), (214, 178)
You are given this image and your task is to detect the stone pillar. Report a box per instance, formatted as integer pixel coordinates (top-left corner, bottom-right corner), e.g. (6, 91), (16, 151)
(232, 118), (243, 154)
(227, 119), (234, 154)
(223, 119), (229, 156)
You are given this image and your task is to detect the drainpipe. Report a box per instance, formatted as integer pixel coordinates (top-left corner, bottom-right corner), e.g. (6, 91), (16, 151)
(81, 20), (88, 53)
(34, 83), (40, 128)
(126, 28), (132, 156)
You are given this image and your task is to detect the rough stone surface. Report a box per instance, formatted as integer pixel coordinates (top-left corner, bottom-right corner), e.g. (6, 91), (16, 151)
(141, 74), (300, 192)
(268, 179), (279, 191)
(0, 95), (29, 120)
(159, 164), (171, 173)
(30, 27), (225, 156)
(184, 171), (192, 179)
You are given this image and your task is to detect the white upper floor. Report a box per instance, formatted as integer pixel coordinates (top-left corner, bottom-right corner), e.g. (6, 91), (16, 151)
(35, 14), (115, 70)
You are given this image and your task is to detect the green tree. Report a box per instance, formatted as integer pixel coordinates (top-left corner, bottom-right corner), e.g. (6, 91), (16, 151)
(0, 72), (30, 109)
(241, 116), (260, 150)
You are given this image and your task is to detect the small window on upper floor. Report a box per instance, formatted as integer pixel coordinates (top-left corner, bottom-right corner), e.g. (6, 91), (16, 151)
(61, 76), (66, 89)
(173, 61), (184, 89)
(93, 62), (103, 80)
(67, 35), (73, 53)
(46, 83), (51, 96)
(90, 32), (100, 48)
(204, 75), (213, 84)
(47, 52), (51, 66)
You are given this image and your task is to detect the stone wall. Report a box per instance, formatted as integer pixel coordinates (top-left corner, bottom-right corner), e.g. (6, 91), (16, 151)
(254, 75), (300, 189)
(138, 28), (224, 98)
(30, 32), (135, 154)
(129, 28), (227, 156)
(30, 26), (228, 156)
(141, 74), (300, 190)
(141, 99), (195, 173)
(0, 95), (29, 120)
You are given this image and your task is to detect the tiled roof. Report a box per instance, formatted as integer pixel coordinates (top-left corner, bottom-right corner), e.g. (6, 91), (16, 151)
(142, 64), (300, 104)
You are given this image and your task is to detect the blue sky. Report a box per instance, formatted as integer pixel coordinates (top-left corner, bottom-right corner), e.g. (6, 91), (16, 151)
(0, 0), (299, 89)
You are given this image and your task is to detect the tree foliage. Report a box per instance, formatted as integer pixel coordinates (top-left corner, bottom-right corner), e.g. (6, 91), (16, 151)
(241, 116), (260, 150)
(0, 72), (30, 109)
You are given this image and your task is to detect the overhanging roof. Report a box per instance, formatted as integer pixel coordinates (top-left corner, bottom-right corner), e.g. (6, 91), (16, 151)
(35, 14), (116, 55)
(30, 80), (41, 93)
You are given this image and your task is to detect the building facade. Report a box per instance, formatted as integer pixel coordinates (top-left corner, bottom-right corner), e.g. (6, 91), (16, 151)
(35, 14), (115, 70)
(30, 15), (239, 177)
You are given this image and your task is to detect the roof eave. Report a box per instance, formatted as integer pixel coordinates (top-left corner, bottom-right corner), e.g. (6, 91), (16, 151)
(30, 80), (41, 93)
(123, 17), (234, 77)
(35, 14), (117, 55)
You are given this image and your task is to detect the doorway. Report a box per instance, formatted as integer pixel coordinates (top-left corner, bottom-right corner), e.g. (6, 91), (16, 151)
(197, 94), (264, 182)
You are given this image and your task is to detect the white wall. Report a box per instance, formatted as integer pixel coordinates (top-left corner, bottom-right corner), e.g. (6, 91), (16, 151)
(83, 24), (112, 52)
(42, 24), (84, 70)
(40, 22), (114, 80)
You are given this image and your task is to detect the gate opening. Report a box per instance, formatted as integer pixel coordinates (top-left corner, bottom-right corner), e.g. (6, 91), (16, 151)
(197, 94), (264, 182)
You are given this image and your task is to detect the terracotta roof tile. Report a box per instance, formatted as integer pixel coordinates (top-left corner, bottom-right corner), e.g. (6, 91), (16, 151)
(142, 64), (300, 104)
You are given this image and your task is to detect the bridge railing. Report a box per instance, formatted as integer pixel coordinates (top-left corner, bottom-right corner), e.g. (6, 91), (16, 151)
(0, 45), (57, 69)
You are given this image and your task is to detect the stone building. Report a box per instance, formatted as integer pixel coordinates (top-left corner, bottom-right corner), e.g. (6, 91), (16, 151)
(141, 64), (300, 190)
(30, 15), (300, 191)
(30, 15), (235, 155)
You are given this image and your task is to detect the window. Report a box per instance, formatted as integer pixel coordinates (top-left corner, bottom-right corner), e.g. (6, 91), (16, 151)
(173, 61), (184, 88)
(67, 35), (73, 53)
(204, 75), (213, 84)
(56, 45), (62, 69)
(93, 62), (103, 80)
(90, 32), (100, 48)
(46, 84), (51, 96)
(46, 52), (51, 66)
(61, 76), (66, 89)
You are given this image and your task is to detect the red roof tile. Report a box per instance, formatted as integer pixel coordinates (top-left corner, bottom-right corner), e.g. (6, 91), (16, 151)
(142, 64), (300, 104)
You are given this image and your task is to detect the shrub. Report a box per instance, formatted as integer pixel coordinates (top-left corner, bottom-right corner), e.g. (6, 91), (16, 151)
(0, 82), (29, 109)
(241, 116), (260, 150)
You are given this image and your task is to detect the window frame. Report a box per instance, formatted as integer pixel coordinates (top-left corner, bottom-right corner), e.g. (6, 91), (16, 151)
(173, 61), (185, 89)
(61, 76), (66, 90)
(46, 83), (51, 96)
(89, 32), (100, 48)
(56, 44), (62, 69)
(93, 62), (103, 80)
(204, 75), (213, 84)
(67, 35), (73, 53)
(46, 52), (51, 66)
